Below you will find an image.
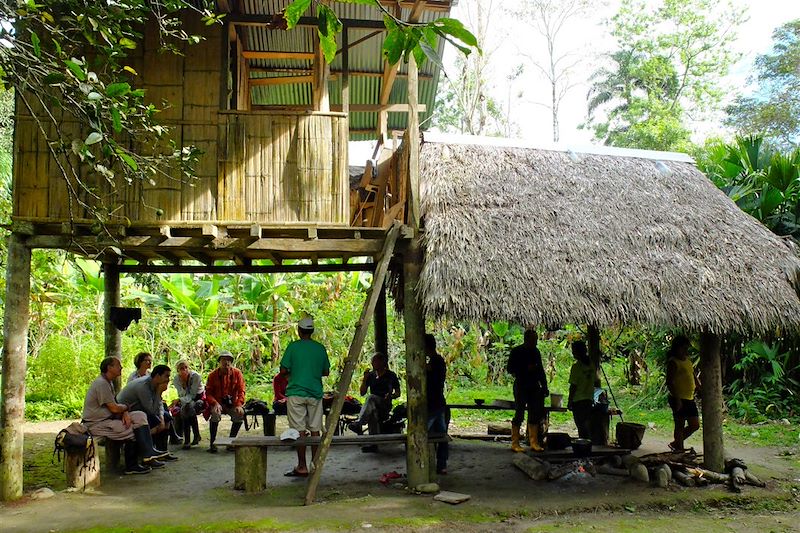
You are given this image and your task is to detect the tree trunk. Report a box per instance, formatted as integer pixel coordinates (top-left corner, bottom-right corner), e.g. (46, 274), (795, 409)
(1, 234), (31, 501)
(404, 237), (429, 488)
(699, 331), (724, 472)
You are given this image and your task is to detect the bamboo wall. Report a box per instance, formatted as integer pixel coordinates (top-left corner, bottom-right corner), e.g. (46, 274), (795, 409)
(13, 14), (350, 226)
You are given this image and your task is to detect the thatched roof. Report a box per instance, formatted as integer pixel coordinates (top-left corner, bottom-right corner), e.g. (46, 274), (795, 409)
(418, 136), (800, 335)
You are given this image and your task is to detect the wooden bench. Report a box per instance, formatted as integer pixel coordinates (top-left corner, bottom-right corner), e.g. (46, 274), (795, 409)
(222, 433), (448, 492)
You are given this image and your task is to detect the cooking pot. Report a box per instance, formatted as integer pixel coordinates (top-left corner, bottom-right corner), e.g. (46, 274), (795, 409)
(572, 438), (592, 457)
(546, 432), (572, 450)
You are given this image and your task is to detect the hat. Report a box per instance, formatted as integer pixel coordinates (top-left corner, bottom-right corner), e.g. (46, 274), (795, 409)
(280, 428), (300, 442)
(298, 317), (314, 330)
(217, 350), (234, 362)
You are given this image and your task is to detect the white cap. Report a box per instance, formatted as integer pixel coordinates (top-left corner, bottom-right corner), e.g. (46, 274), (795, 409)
(298, 317), (314, 330)
(280, 428), (300, 441)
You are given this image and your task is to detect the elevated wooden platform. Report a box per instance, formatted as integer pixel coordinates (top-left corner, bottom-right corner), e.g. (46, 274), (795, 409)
(8, 219), (410, 267)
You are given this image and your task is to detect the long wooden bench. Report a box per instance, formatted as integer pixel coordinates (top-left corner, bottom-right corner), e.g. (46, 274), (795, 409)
(221, 433), (448, 492)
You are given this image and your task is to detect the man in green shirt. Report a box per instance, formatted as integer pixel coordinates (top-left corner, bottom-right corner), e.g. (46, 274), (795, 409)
(567, 340), (596, 439)
(279, 317), (330, 477)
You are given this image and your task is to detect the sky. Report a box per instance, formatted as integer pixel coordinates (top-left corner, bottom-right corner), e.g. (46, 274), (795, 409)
(437, 0), (800, 148)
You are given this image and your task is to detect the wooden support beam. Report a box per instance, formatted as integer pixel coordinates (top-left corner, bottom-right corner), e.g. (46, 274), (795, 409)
(250, 104), (427, 113)
(202, 224), (224, 239)
(188, 252), (216, 266)
(342, 25), (350, 115)
(103, 262), (122, 359)
(0, 234), (31, 501)
(312, 29), (330, 112)
(229, 15), (387, 29)
(242, 51), (315, 61)
(305, 222), (401, 505)
(249, 75), (314, 87)
(403, 236), (429, 488)
(700, 331), (724, 472)
(159, 226), (172, 239)
(249, 66), (433, 80)
(375, 284), (388, 357)
(118, 263), (375, 274)
(407, 53), (421, 229)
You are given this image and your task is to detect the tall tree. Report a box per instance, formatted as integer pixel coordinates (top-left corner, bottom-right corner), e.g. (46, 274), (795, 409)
(725, 20), (800, 149)
(432, 0), (505, 136)
(585, 0), (745, 151)
(509, 0), (590, 142)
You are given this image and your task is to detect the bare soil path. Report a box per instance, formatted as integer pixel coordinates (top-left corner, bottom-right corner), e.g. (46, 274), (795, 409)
(2, 418), (798, 532)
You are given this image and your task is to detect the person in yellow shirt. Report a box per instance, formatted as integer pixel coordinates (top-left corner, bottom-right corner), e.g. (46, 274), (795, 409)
(567, 340), (596, 439)
(666, 335), (701, 452)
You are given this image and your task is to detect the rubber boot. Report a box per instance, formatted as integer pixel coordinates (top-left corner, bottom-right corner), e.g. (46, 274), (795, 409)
(153, 430), (169, 452)
(133, 425), (166, 466)
(229, 421), (243, 439)
(191, 417), (201, 445)
(182, 422), (192, 450)
(169, 421), (183, 445)
(124, 441), (150, 475)
(208, 421), (219, 453)
(528, 423), (544, 452)
(511, 425), (525, 452)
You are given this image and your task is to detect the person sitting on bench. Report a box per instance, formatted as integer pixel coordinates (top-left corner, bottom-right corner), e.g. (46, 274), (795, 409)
(349, 352), (401, 439)
(82, 357), (171, 475)
(171, 359), (205, 450)
(204, 350), (246, 453)
(118, 364), (179, 460)
(272, 371), (288, 415)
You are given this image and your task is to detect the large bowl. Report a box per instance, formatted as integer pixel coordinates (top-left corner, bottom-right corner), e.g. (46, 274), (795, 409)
(572, 438), (592, 457)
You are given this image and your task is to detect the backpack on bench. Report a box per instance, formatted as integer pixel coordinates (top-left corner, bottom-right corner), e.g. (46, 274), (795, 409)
(53, 422), (97, 487)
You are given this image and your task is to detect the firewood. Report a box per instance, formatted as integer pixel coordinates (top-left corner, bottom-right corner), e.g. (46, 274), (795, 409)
(673, 470), (696, 487)
(686, 467), (728, 484)
(730, 466), (746, 485)
(629, 463), (649, 483)
(744, 471), (766, 487)
(597, 464), (629, 477)
(512, 454), (550, 481)
(654, 464), (671, 488)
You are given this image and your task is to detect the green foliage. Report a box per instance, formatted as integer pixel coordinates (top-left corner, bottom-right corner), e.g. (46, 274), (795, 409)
(699, 135), (800, 238)
(727, 340), (799, 422)
(585, 0), (745, 150)
(725, 20), (800, 149)
(283, 0), (478, 66)
(0, 0), (221, 224)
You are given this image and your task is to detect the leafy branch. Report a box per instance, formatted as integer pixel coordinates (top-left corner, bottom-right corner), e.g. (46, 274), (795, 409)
(283, 0), (479, 66)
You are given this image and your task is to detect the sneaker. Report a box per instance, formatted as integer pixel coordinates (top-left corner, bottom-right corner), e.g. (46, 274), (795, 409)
(159, 453), (179, 462)
(191, 435), (202, 446)
(124, 464), (152, 475)
(348, 422), (364, 435)
(207, 444), (218, 454)
(169, 436), (183, 445)
(182, 443), (191, 451)
(142, 457), (165, 469)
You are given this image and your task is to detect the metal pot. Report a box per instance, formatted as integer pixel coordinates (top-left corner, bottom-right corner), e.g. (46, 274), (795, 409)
(572, 438), (592, 457)
(546, 432), (572, 450)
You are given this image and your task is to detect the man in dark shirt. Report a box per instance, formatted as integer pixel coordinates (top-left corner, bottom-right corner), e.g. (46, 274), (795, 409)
(507, 328), (549, 452)
(348, 352), (401, 436)
(425, 334), (449, 474)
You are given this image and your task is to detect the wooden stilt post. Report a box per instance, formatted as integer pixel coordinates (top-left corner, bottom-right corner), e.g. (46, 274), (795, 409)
(587, 324), (602, 384)
(375, 284), (388, 357)
(1, 234), (31, 501)
(404, 236), (429, 488)
(305, 223), (401, 505)
(104, 262), (121, 361)
(699, 331), (724, 472)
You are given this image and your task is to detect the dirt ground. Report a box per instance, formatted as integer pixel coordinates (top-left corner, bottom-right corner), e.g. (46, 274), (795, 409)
(2, 417), (799, 532)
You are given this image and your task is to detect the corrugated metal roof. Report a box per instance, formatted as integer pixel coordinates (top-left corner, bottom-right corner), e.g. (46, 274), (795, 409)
(235, 1), (451, 140)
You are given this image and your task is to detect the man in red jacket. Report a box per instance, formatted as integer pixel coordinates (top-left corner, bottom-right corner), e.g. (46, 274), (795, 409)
(205, 350), (245, 453)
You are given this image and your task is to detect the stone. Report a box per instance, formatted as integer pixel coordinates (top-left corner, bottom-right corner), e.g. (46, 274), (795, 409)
(434, 491), (471, 504)
(415, 482), (439, 493)
(31, 488), (55, 500)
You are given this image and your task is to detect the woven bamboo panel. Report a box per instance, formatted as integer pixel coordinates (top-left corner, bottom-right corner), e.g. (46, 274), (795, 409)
(218, 112), (348, 225)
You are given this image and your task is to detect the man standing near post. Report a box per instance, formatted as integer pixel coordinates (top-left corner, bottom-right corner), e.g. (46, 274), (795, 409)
(204, 350), (246, 453)
(507, 328), (549, 453)
(280, 317), (330, 477)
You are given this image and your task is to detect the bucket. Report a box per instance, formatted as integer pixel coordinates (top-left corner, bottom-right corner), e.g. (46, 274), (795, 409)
(550, 393), (564, 409)
(616, 422), (646, 450)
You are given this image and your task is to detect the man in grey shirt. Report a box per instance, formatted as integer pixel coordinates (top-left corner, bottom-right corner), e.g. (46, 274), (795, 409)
(118, 364), (177, 459)
(82, 357), (170, 474)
